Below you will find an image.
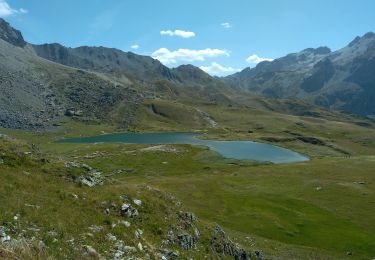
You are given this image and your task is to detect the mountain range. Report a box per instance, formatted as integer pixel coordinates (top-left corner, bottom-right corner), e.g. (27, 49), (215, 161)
(1, 17), (375, 130)
(225, 33), (375, 116)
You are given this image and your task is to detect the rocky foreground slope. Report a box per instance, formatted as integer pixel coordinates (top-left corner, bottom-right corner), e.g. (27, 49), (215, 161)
(0, 135), (257, 259)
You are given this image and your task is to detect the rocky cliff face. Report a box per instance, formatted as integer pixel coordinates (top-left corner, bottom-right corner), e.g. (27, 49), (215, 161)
(225, 33), (375, 115)
(0, 18), (26, 47)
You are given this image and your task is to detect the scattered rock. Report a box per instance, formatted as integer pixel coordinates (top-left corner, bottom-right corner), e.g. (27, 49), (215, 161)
(120, 203), (139, 218)
(0, 226), (11, 243)
(253, 250), (263, 259)
(112, 240), (126, 259)
(137, 242), (143, 251)
(133, 199), (142, 206)
(159, 249), (180, 260)
(26, 227), (41, 232)
(119, 221), (131, 228)
(83, 245), (99, 258)
(120, 195), (129, 201)
(106, 233), (117, 242)
(123, 245), (137, 253)
(38, 240), (46, 249)
(24, 203), (40, 209)
(135, 229), (143, 239)
(47, 231), (58, 237)
(88, 225), (103, 233)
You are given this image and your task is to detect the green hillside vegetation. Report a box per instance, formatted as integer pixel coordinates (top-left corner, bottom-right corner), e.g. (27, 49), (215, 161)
(1, 101), (375, 259)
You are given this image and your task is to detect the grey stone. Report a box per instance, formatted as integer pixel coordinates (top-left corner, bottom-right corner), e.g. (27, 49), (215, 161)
(177, 234), (197, 250)
(78, 171), (104, 187)
(83, 245), (99, 258)
(135, 229), (143, 239)
(88, 225), (103, 233)
(211, 225), (251, 260)
(121, 203), (139, 218)
(106, 233), (117, 242)
(0, 226), (10, 243)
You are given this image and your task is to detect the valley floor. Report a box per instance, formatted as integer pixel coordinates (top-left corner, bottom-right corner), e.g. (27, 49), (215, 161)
(1, 102), (375, 259)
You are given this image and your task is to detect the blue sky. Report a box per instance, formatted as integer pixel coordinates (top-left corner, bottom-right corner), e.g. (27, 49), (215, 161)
(1, 0), (375, 76)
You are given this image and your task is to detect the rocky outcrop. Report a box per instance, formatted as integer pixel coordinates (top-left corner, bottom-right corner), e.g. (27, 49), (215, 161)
(0, 18), (26, 47)
(211, 225), (251, 260)
(65, 161), (104, 187)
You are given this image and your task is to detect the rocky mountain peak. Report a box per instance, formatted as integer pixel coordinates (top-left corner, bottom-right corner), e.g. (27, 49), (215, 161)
(172, 64), (212, 81)
(0, 18), (26, 47)
(363, 32), (375, 39)
(348, 32), (375, 47)
(302, 46), (331, 55)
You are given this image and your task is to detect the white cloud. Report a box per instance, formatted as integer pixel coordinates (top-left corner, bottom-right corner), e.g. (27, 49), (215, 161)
(130, 44), (139, 50)
(221, 22), (232, 29)
(160, 29), (195, 38)
(200, 62), (240, 76)
(152, 48), (229, 65)
(246, 54), (274, 64)
(0, 0), (27, 17)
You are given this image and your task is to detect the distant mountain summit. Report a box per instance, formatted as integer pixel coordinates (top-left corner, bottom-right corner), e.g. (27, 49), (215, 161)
(1, 17), (375, 127)
(0, 18), (26, 47)
(225, 32), (375, 115)
(32, 43), (177, 82)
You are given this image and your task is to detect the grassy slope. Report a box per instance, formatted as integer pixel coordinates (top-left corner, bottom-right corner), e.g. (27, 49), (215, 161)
(1, 101), (375, 259)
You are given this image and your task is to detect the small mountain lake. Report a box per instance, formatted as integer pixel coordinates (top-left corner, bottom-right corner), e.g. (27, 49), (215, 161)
(58, 132), (309, 163)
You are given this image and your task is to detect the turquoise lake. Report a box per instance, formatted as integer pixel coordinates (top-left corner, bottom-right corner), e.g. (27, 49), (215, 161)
(58, 132), (309, 163)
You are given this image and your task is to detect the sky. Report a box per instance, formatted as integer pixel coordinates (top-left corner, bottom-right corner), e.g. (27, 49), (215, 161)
(1, 0), (375, 76)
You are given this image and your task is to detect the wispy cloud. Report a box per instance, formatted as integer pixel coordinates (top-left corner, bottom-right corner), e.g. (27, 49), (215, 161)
(152, 48), (229, 65)
(0, 0), (27, 17)
(130, 44), (139, 50)
(221, 22), (232, 29)
(200, 62), (240, 76)
(160, 29), (195, 38)
(246, 54), (274, 64)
